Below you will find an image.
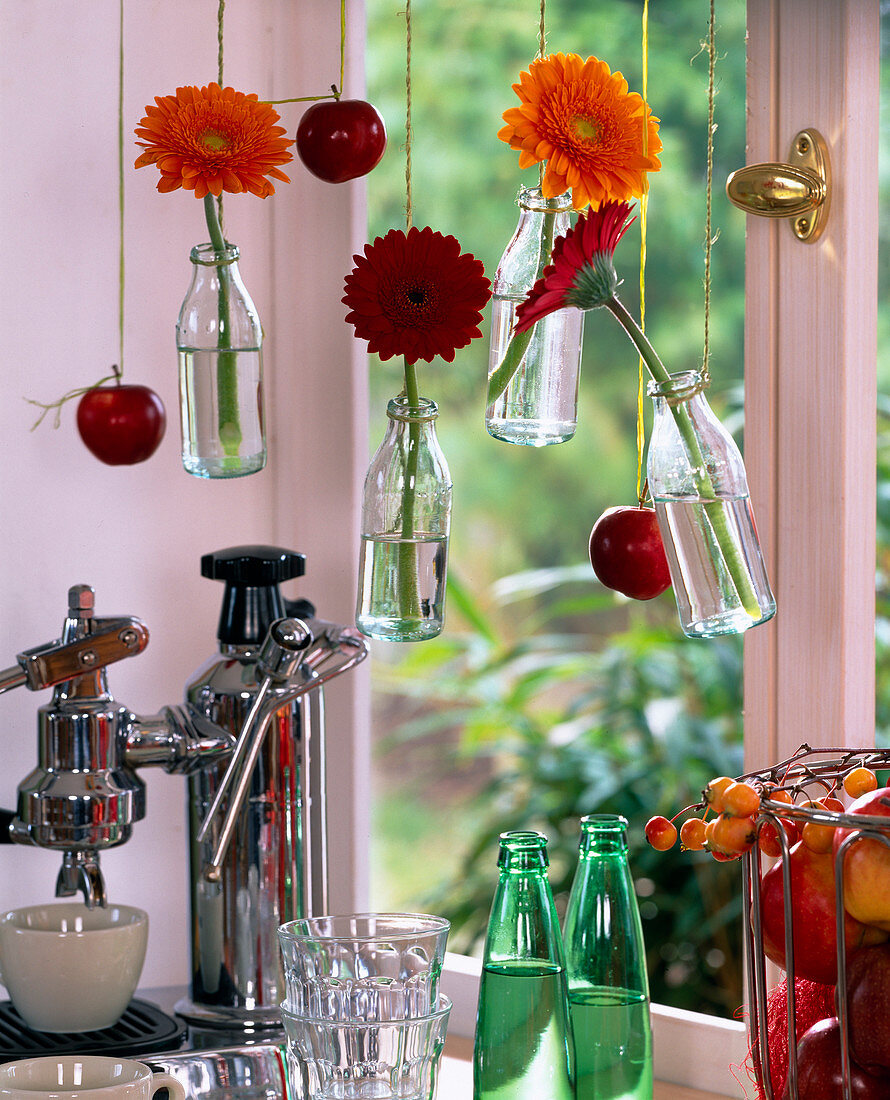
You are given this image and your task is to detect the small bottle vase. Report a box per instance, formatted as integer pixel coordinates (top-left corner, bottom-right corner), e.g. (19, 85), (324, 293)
(176, 242), (267, 479)
(485, 187), (584, 447)
(356, 395), (452, 642)
(647, 370), (776, 638)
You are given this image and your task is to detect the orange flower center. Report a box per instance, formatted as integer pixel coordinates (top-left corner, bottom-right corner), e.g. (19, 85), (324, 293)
(571, 115), (600, 144)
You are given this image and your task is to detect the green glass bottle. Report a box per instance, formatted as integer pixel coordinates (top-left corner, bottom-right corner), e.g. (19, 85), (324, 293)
(473, 830), (574, 1100)
(563, 815), (654, 1100)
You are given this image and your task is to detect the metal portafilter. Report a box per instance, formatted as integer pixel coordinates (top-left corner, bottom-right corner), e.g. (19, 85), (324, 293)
(0, 584), (235, 907)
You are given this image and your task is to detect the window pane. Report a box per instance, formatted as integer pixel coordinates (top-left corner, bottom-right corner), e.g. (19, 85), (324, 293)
(366, 0), (747, 1018)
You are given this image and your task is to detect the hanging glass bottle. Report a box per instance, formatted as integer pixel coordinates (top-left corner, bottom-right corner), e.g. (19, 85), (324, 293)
(473, 831), (574, 1100)
(356, 395), (452, 642)
(563, 815), (653, 1100)
(485, 187), (584, 446)
(647, 369), (776, 638)
(177, 242), (266, 479)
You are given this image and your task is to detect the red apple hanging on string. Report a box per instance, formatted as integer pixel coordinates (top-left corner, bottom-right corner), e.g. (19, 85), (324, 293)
(588, 503), (671, 600)
(76, 371), (166, 466)
(296, 92), (387, 183)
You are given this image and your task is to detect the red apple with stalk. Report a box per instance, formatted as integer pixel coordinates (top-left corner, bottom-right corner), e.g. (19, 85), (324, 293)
(759, 839), (887, 985)
(785, 1017), (889, 1100)
(588, 505), (671, 600)
(76, 381), (166, 466)
(296, 96), (386, 183)
(833, 785), (890, 930)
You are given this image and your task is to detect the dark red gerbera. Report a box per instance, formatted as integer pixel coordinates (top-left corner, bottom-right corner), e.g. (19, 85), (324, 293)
(342, 226), (491, 363)
(514, 199), (636, 334)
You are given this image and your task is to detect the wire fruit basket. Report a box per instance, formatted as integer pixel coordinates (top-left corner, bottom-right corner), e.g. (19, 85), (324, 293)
(736, 745), (890, 1100)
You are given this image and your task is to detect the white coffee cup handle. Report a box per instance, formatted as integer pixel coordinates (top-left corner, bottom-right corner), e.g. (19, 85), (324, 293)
(150, 1072), (186, 1100)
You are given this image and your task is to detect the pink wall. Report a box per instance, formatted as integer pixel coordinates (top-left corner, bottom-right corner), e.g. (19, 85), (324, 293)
(0, 0), (369, 986)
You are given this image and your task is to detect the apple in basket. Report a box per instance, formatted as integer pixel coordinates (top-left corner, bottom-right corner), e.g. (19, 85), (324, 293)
(844, 942), (890, 1078)
(759, 839), (887, 985)
(834, 785), (890, 930)
(787, 1017), (889, 1100)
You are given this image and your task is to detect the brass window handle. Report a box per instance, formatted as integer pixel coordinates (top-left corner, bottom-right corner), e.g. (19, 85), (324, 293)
(726, 128), (830, 242)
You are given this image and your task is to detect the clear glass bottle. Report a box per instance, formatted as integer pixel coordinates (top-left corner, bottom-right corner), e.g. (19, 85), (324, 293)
(563, 815), (653, 1100)
(356, 395), (452, 642)
(485, 187), (584, 446)
(647, 369), (776, 638)
(177, 242), (266, 479)
(473, 831), (574, 1100)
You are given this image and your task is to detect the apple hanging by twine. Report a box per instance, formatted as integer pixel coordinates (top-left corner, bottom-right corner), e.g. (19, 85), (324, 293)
(296, 97), (387, 184)
(76, 381), (166, 466)
(588, 505), (672, 601)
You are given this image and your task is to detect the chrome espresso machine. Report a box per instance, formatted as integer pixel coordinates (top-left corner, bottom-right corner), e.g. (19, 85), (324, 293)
(0, 546), (368, 1066)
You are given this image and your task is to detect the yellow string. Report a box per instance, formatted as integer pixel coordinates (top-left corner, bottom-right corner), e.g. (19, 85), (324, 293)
(404, 0), (413, 231)
(636, 0), (649, 505)
(538, 0), (546, 188)
(265, 0), (346, 104)
(118, 0), (125, 373)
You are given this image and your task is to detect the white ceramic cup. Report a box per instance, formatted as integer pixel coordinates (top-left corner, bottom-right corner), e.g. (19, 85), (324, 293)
(0, 1056), (184, 1100)
(0, 903), (148, 1033)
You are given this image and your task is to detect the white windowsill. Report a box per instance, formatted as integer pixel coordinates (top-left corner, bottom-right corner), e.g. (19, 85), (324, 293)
(440, 953), (746, 1099)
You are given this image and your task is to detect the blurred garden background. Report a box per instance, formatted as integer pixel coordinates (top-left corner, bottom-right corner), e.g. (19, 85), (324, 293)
(363, 0), (758, 1020)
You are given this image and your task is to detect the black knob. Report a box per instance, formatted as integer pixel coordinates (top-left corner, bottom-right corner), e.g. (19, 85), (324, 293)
(202, 546), (308, 646)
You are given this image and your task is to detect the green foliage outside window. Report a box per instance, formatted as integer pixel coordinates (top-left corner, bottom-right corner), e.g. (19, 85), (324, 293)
(366, 0), (749, 1019)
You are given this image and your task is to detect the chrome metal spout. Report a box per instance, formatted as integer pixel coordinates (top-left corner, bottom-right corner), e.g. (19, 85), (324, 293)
(55, 850), (106, 909)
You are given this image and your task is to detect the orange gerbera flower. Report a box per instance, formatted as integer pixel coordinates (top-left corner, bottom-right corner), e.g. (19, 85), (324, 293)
(499, 53), (662, 211)
(135, 83), (293, 199)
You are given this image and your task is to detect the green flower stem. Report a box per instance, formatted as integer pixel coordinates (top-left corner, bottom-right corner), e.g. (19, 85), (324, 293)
(606, 295), (761, 619)
(486, 208), (557, 406)
(203, 193), (242, 456)
(397, 357), (422, 619)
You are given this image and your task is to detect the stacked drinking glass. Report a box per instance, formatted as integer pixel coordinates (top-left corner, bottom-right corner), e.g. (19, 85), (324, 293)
(278, 913), (451, 1100)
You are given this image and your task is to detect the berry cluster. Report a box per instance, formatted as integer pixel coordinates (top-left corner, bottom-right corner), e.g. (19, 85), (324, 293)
(644, 765), (879, 860)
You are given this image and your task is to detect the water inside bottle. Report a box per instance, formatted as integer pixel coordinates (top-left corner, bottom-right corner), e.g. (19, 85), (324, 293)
(654, 495), (776, 638)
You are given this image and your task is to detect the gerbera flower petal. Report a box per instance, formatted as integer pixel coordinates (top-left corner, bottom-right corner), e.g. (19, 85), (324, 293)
(514, 200), (635, 334)
(134, 82), (294, 199)
(499, 52), (661, 211)
(342, 227), (491, 364)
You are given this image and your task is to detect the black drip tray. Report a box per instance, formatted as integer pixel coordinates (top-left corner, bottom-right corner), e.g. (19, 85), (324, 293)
(0, 999), (187, 1062)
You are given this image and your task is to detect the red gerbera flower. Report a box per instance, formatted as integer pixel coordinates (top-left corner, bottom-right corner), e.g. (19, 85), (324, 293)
(515, 200), (636, 334)
(343, 226), (491, 363)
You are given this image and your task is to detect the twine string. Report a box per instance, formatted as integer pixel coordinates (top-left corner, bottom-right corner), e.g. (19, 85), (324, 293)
(405, 1), (413, 230)
(217, 0), (225, 231)
(702, 0), (716, 386)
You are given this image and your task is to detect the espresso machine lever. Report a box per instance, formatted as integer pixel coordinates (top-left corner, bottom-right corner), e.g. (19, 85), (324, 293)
(0, 585), (149, 695)
(197, 617), (314, 882)
(197, 615), (368, 884)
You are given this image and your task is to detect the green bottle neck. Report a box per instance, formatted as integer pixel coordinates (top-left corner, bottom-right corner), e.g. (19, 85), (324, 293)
(578, 813), (629, 856)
